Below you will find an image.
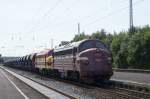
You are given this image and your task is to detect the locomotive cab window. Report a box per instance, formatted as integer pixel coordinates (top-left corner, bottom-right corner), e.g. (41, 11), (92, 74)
(79, 40), (108, 52)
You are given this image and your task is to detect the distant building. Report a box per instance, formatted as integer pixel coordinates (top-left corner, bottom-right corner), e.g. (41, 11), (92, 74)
(2, 57), (20, 62)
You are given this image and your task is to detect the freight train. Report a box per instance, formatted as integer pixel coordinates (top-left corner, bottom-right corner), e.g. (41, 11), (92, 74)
(4, 39), (113, 83)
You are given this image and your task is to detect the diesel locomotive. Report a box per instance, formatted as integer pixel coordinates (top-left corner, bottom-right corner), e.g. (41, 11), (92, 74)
(4, 39), (113, 83)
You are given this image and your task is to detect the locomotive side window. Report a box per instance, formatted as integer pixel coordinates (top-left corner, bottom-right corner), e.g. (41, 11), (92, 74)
(54, 49), (72, 56)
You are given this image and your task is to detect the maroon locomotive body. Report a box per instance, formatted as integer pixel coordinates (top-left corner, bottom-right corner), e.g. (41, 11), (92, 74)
(53, 39), (113, 83)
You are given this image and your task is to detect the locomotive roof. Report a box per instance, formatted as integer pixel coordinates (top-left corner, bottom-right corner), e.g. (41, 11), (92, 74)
(36, 49), (53, 57)
(54, 39), (101, 52)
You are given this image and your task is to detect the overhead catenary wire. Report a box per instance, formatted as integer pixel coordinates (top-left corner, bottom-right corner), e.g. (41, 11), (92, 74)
(28, 0), (117, 33)
(83, 0), (144, 28)
(24, 0), (49, 33)
(32, 0), (80, 33)
(28, 0), (63, 34)
(14, 0), (144, 48)
(21, 0), (144, 41)
(18, 0), (63, 45)
(37, 0), (130, 33)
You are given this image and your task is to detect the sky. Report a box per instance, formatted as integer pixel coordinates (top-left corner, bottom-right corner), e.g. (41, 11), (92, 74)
(0, 0), (149, 56)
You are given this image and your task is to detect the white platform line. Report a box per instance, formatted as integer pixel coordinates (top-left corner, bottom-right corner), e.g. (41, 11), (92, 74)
(111, 78), (150, 86)
(1, 70), (29, 99)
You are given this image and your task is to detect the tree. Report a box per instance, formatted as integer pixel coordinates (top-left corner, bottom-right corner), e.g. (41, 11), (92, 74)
(103, 33), (113, 49)
(127, 26), (150, 69)
(72, 32), (89, 42)
(110, 32), (128, 68)
(91, 29), (106, 41)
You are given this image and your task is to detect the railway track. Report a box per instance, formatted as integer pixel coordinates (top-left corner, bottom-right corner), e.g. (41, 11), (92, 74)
(2, 66), (150, 99)
(96, 85), (150, 99)
(113, 87), (150, 98)
(27, 73), (150, 99)
(69, 80), (150, 99)
(49, 76), (150, 99)
(94, 80), (150, 99)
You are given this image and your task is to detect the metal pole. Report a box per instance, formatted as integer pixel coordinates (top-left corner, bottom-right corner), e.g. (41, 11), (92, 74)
(78, 23), (80, 35)
(51, 38), (53, 49)
(129, 0), (134, 34)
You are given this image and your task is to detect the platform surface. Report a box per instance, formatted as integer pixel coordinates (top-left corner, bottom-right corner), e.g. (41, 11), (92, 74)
(0, 66), (71, 99)
(0, 69), (27, 99)
(112, 71), (150, 85)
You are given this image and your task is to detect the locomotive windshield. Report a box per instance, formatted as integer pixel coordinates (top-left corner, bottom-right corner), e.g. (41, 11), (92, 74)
(79, 40), (108, 52)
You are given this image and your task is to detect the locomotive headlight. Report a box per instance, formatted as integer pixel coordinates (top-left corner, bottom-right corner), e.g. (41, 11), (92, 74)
(107, 57), (111, 61)
(107, 57), (112, 63)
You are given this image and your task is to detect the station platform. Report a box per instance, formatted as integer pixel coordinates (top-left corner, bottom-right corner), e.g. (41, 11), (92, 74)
(0, 66), (72, 99)
(111, 71), (150, 86)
